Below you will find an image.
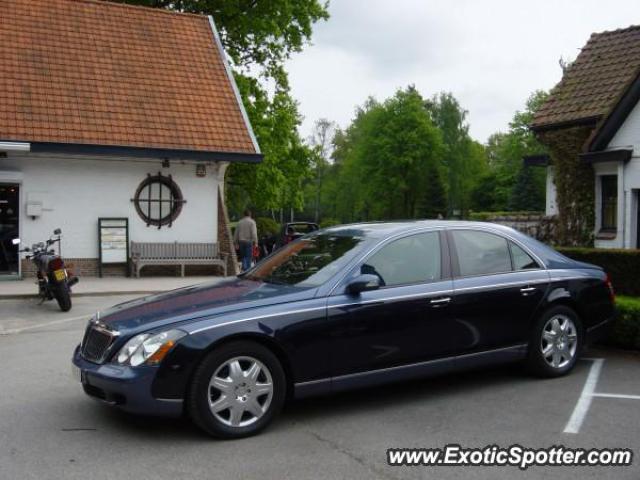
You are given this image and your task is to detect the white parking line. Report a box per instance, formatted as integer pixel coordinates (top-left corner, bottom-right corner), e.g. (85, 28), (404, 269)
(564, 358), (604, 434)
(0, 314), (88, 336)
(592, 393), (640, 400)
(564, 357), (640, 434)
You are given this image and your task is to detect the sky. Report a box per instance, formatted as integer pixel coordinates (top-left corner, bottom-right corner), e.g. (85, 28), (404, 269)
(286, 0), (640, 144)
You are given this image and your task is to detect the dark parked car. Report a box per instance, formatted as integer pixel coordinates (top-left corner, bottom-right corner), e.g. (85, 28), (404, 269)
(278, 221), (318, 246)
(72, 221), (615, 438)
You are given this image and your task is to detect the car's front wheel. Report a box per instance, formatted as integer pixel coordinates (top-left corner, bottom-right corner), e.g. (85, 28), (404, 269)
(188, 341), (286, 439)
(526, 305), (582, 377)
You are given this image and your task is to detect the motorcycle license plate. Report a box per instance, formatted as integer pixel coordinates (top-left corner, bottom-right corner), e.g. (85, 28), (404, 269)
(54, 269), (66, 281)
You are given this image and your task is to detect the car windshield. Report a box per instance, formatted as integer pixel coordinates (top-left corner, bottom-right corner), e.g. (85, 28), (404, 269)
(245, 230), (367, 287)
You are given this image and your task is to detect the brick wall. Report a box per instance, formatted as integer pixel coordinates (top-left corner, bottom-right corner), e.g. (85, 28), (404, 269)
(20, 258), (127, 278)
(20, 258), (224, 278)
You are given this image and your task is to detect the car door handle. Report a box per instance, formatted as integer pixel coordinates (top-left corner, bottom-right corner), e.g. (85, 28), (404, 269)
(430, 297), (451, 307)
(520, 286), (537, 296)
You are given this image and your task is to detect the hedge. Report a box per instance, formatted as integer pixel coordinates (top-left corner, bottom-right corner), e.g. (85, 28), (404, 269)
(605, 296), (640, 350)
(557, 247), (640, 297)
(468, 211), (543, 221)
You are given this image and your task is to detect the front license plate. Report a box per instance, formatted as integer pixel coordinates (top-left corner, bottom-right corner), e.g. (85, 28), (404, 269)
(71, 364), (83, 383)
(54, 269), (66, 281)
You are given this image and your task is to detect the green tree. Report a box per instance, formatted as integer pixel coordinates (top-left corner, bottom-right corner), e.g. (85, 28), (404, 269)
(307, 118), (337, 222)
(426, 93), (487, 217)
(329, 87), (445, 221)
(472, 91), (548, 213)
(419, 164), (447, 219)
(508, 165), (545, 210)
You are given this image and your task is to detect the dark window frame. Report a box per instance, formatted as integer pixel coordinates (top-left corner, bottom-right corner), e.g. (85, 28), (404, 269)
(600, 175), (618, 232)
(131, 173), (186, 229)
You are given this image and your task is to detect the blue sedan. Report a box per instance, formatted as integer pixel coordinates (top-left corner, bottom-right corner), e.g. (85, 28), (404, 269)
(72, 221), (616, 438)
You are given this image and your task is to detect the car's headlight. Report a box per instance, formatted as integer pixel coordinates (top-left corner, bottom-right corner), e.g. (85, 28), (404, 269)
(114, 329), (186, 367)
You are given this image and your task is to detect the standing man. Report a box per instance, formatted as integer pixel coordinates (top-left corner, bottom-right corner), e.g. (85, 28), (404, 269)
(234, 209), (258, 272)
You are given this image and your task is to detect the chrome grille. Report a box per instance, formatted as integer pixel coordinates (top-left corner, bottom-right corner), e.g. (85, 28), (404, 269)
(81, 324), (118, 363)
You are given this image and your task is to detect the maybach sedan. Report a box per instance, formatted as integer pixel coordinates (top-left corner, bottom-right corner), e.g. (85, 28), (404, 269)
(72, 221), (615, 438)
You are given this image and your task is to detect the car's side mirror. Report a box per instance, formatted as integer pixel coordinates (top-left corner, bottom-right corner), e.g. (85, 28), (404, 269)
(12, 238), (20, 245)
(346, 274), (381, 295)
(53, 228), (62, 235)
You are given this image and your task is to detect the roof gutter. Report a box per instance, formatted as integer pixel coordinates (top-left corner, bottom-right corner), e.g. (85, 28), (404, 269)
(0, 141), (30, 152)
(207, 16), (261, 155)
(25, 142), (262, 163)
(529, 115), (600, 134)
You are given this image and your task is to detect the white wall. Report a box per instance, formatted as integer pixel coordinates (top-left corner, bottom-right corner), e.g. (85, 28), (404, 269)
(0, 154), (222, 259)
(604, 98), (640, 249)
(609, 99), (640, 151)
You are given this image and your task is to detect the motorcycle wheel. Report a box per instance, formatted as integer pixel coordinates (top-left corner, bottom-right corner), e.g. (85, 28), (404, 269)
(53, 283), (72, 312)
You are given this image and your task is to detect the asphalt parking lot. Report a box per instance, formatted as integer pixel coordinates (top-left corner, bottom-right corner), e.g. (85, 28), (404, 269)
(1, 295), (638, 480)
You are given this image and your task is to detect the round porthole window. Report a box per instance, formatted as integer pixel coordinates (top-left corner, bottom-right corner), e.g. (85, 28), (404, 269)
(131, 173), (185, 228)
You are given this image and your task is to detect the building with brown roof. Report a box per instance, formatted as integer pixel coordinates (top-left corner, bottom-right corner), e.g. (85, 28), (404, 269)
(529, 25), (640, 249)
(0, 0), (262, 278)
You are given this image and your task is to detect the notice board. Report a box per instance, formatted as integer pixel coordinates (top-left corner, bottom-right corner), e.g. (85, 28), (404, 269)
(98, 218), (129, 277)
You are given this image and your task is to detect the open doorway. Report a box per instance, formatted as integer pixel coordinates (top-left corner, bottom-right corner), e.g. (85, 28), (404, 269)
(0, 183), (19, 275)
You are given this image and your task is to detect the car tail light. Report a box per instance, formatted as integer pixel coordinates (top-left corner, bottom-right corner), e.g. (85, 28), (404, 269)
(605, 273), (615, 303)
(49, 257), (64, 271)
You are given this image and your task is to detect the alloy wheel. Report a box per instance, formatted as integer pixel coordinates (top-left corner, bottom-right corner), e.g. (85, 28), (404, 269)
(208, 356), (274, 428)
(540, 314), (578, 369)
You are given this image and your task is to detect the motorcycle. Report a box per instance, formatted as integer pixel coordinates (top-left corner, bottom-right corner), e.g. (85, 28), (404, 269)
(13, 228), (79, 312)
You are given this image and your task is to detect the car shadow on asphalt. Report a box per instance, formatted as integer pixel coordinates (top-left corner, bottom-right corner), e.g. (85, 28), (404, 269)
(90, 362), (534, 440)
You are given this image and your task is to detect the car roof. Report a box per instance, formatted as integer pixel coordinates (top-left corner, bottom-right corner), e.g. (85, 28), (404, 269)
(321, 220), (517, 238)
(320, 220), (580, 270)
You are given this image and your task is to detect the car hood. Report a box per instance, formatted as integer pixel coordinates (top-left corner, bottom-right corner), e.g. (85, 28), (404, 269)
(97, 277), (316, 334)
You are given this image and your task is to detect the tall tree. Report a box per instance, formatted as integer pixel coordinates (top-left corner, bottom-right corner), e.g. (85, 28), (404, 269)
(307, 119), (337, 222)
(329, 87), (445, 221)
(474, 90), (549, 212)
(426, 93), (487, 217)
(508, 165), (545, 211)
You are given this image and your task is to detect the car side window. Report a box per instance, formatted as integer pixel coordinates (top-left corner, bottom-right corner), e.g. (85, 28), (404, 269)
(452, 230), (511, 277)
(510, 242), (539, 270)
(361, 232), (441, 287)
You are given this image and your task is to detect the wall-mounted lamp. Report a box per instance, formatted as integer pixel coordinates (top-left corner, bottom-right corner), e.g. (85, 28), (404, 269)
(162, 158), (170, 168)
(196, 164), (207, 177)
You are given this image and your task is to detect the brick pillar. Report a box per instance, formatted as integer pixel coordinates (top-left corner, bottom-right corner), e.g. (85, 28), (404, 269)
(217, 186), (239, 276)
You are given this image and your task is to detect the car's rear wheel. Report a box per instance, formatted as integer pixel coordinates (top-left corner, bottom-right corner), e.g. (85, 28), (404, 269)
(188, 341), (286, 439)
(526, 305), (582, 377)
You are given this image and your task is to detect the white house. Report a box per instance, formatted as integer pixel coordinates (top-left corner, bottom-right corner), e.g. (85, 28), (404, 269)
(0, 0), (261, 278)
(530, 25), (640, 249)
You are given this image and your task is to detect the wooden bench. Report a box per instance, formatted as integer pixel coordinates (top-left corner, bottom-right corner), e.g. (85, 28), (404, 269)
(130, 241), (227, 278)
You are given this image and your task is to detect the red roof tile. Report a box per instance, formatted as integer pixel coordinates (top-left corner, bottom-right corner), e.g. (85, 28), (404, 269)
(0, 0), (258, 154)
(532, 25), (640, 130)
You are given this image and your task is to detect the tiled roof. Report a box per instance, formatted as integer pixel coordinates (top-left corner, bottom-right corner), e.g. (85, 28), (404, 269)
(0, 0), (257, 154)
(531, 25), (640, 129)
